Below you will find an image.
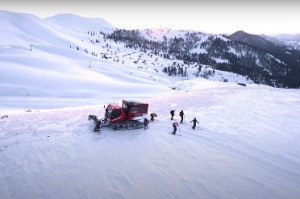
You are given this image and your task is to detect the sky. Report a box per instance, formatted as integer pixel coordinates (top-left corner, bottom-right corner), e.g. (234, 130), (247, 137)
(1, 0), (300, 35)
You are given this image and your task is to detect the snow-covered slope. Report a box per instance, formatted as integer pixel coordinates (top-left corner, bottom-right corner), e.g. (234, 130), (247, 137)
(284, 40), (300, 51)
(0, 11), (76, 46)
(0, 44), (171, 98)
(45, 13), (115, 34)
(1, 81), (300, 199)
(0, 11), (174, 98)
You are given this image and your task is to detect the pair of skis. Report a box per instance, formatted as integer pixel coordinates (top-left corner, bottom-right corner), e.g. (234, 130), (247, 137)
(169, 124), (201, 136)
(170, 133), (182, 136)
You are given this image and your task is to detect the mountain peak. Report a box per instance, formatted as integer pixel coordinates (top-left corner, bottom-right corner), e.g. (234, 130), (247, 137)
(230, 30), (254, 38)
(229, 30), (277, 51)
(232, 30), (247, 35)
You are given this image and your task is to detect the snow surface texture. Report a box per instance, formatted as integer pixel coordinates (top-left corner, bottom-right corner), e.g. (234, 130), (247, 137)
(1, 11), (300, 199)
(1, 84), (300, 199)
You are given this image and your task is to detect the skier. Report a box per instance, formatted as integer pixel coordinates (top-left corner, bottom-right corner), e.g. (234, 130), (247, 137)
(179, 110), (184, 123)
(190, 117), (199, 130)
(150, 113), (157, 121)
(172, 122), (179, 135)
(170, 110), (175, 120)
(143, 118), (149, 130)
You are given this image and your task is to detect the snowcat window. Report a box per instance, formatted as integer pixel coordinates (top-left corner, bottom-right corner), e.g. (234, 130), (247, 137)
(105, 108), (112, 119)
(111, 110), (121, 119)
(129, 107), (138, 113)
(128, 106), (147, 114)
(138, 107), (146, 113)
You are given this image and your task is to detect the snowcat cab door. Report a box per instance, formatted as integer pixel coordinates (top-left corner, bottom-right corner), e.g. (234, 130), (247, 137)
(105, 107), (112, 119)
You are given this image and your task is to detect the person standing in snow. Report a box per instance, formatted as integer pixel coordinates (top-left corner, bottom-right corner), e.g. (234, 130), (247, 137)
(170, 110), (175, 120)
(179, 110), (184, 123)
(150, 113), (157, 121)
(143, 118), (149, 130)
(172, 122), (179, 134)
(190, 117), (199, 130)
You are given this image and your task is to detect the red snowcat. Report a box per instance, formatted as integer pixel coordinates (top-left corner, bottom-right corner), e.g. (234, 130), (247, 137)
(88, 99), (149, 131)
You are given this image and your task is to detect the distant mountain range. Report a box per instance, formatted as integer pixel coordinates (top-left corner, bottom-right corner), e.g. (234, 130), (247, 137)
(106, 29), (300, 88)
(270, 34), (300, 41)
(1, 10), (300, 89)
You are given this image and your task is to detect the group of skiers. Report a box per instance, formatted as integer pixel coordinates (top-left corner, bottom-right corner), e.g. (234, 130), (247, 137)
(170, 110), (199, 134)
(143, 109), (199, 135)
(170, 110), (185, 123)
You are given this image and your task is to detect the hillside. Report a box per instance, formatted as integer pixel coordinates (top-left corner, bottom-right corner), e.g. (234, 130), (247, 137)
(107, 29), (300, 88)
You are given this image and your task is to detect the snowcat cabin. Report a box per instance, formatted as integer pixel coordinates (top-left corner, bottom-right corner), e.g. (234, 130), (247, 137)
(105, 103), (124, 122)
(122, 100), (148, 120)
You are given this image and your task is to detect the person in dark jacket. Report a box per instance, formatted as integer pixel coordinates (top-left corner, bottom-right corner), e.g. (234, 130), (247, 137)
(190, 117), (199, 130)
(179, 110), (184, 123)
(172, 122), (179, 134)
(170, 110), (175, 120)
(150, 113), (157, 121)
(144, 118), (149, 130)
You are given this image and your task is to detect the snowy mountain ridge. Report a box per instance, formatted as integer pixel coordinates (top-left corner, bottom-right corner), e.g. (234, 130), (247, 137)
(0, 10), (253, 98)
(107, 29), (300, 88)
(45, 13), (114, 34)
(2, 10), (300, 92)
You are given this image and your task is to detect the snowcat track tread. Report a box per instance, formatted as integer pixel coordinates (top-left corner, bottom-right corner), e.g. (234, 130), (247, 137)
(110, 120), (144, 131)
